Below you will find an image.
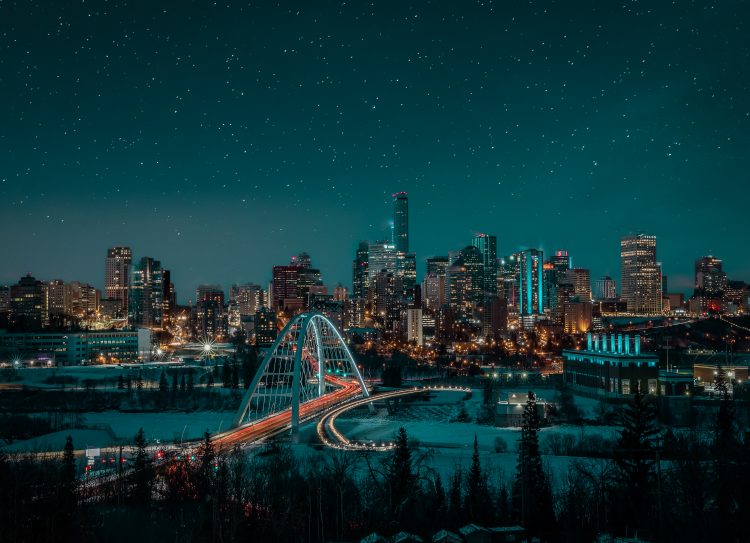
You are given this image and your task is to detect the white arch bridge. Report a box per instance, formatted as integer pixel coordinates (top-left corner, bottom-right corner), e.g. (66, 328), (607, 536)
(212, 312), (371, 449)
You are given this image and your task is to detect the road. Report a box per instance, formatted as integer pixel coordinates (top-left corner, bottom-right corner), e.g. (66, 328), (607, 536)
(211, 374), (364, 451)
(317, 385), (472, 451)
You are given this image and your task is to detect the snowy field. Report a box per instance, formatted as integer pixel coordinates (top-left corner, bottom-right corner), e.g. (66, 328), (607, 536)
(81, 411), (237, 443)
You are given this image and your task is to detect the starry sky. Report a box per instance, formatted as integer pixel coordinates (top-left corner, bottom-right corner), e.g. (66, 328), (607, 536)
(1, 1), (749, 302)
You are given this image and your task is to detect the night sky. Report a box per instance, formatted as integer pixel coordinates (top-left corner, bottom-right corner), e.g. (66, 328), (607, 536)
(2, 1), (749, 301)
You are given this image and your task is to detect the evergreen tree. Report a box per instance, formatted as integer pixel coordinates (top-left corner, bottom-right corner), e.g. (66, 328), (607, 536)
(60, 435), (78, 538)
(187, 368), (195, 393)
(136, 369), (144, 390)
(388, 427), (416, 521)
(713, 395), (740, 540)
(242, 346), (258, 388)
(429, 473), (447, 526)
(714, 364), (729, 398)
(447, 469), (463, 528)
(197, 430), (216, 499)
(496, 482), (511, 524)
(222, 363), (231, 388)
(131, 427), (153, 503)
(513, 391), (555, 537)
(159, 370), (169, 394)
(231, 360), (239, 389)
(464, 435), (492, 524)
(614, 384), (659, 535)
(180, 373), (186, 393)
(171, 371), (179, 396)
(117, 374), (125, 390)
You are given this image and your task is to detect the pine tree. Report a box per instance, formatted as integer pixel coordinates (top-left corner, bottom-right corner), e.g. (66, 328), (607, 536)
(136, 369), (144, 390)
(242, 347), (258, 388)
(430, 473), (447, 525)
(180, 373), (186, 393)
(59, 435), (78, 537)
(222, 363), (231, 388)
(464, 435), (492, 524)
(231, 361), (239, 389)
(159, 371), (169, 394)
(187, 368), (195, 393)
(496, 482), (511, 524)
(197, 430), (216, 499)
(713, 395), (740, 540)
(614, 384), (659, 534)
(447, 469), (463, 528)
(715, 364), (729, 398)
(132, 427), (153, 503)
(117, 374), (125, 390)
(513, 391), (555, 537)
(389, 427), (416, 520)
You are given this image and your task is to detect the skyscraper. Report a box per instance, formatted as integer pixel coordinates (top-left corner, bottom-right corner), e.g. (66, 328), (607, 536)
(472, 233), (498, 299)
(393, 192), (409, 253)
(352, 241), (369, 299)
(518, 249), (544, 318)
(620, 234), (662, 315)
(594, 276), (617, 300)
(694, 256), (726, 296)
(104, 246), (132, 313)
(196, 285), (225, 340)
(129, 257), (166, 327)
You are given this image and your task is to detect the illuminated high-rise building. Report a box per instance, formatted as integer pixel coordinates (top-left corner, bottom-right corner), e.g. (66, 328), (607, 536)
(426, 256), (450, 276)
(393, 192), (409, 253)
(129, 257), (167, 327)
(196, 285), (225, 340)
(472, 233), (498, 299)
(518, 249), (544, 317)
(694, 256), (726, 296)
(620, 234), (662, 315)
(594, 276), (617, 300)
(104, 246), (132, 313)
(352, 241), (369, 299)
(230, 283), (263, 317)
(367, 241), (397, 279)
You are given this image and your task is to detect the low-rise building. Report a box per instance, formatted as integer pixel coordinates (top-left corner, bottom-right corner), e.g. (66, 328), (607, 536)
(563, 333), (658, 397)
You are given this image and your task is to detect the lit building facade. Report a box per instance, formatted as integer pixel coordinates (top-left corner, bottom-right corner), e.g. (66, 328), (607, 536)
(104, 246), (132, 314)
(393, 192), (409, 253)
(620, 234), (662, 315)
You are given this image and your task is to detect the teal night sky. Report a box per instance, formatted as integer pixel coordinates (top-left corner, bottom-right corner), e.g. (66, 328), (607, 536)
(1, 1), (748, 300)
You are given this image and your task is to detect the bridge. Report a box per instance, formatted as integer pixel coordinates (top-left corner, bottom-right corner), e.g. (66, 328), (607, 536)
(212, 312), (372, 450)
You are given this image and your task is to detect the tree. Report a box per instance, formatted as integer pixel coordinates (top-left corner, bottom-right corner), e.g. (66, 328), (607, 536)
(136, 369), (144, 390)
(713, 394), (740, 540)
(242, 346), (258, 388)
(447, 469), (463, 528)
(131, 427), (153, 503)
(556, 384), (581, 422)
(187, 368), (195, 394)
(714, 364), (729, 398)
(117, 374), (125, 390)
(614, 385), (659, 535)
(513, 391), (555, 537)
(231, 361), (239, 389)
(196, 430), (216, 500)
(388, 427), (416, 521)
(464, 435), (493, 524)
(180, 373), (186, 393)
(159, 371), (169, 394)
(222, 363), (231, 388)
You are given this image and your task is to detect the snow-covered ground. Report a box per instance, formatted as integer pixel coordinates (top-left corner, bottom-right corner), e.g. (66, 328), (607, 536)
(2, 429), (116, 453)
(81, 411), (236, 443)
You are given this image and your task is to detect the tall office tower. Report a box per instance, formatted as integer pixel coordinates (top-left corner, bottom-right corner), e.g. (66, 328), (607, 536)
(620, 234), (662, 315)
(472, 233), (498, 299)
(129, 257), (166, 327)
(367, 241), (397, 279)
(373, 270), (399, 331)
(352, 241), (369, 298)
(497, 254), (520, 309)
(231, 283), (263, 316)
(67, 281), (100, 317)
(563, 268), (592, 301)
(694, 256), (727, 296)
(255, 307), (278, 347)
(405, 308), (423, 346)
(393, 192), (409, 253)
(161, 270), (174, 328)
(518, 249), (545, 317)
(550, 250), (570, 271)
(0, 285), (10, 314)
(196, 285), (225, 340)
(594, 276), (617, 300)
(455, 245), (484, 304)
(46, 280), (69, 319)
(395, 251), (417, 305)
(104, 247), (132, 312)
(293, 253), (323, 306)
(10, 274), (46, 329)
(271, 265), (301, 312)
(426, 256), (450, 276)
(422, 273), (446, 311)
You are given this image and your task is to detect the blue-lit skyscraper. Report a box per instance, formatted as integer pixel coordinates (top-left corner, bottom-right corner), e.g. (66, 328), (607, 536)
(518, 249), (544, 318)
(393, 192), (409, 253)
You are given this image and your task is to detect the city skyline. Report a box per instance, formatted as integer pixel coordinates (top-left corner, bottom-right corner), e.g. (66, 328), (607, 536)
(2, 2), (749, 299)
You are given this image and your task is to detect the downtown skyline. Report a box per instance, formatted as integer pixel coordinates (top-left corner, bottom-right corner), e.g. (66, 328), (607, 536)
(2, 1), (749, 300)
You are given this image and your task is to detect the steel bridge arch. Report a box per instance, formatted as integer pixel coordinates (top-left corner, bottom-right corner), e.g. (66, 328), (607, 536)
(233, 312), (370, 431)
